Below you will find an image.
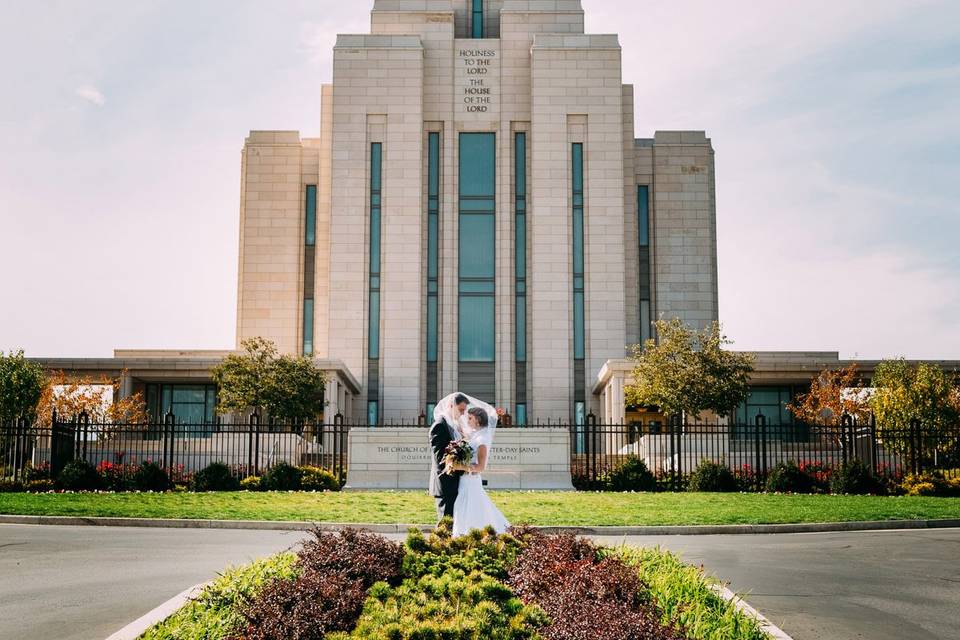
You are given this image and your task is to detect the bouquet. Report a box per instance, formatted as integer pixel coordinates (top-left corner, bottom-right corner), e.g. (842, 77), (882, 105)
(443, 439), (474, 475)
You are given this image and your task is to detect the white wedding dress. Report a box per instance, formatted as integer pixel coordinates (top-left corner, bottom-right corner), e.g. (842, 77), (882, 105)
(452, 428), (510, 538)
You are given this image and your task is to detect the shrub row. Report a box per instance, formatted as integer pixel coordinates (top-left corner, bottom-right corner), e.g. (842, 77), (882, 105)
(1, 460), (342, 493)
(582, 455), (899, 495)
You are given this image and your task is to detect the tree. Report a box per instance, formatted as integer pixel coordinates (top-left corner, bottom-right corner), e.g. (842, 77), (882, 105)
(0, 350), (45, 423)
(212, 337), (326, 420)
(870, 359), (960, 456)
(35, 370), (148, 429)
(787, 364), (871, 452)
(787, 364), (871, 426)
(625, 319), (755, 421)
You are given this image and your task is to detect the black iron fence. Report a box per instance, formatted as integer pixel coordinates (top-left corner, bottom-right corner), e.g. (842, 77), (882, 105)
(2, 413), (959, 490)
(568, 414), (960, 490)
(1, 412), (350, 485)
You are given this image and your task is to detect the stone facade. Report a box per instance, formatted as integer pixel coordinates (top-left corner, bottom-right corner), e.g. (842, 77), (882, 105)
(235, 0), (719, 422)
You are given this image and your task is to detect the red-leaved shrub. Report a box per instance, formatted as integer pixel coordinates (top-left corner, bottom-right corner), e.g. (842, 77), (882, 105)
(296, 527), (405, 587)
(508, 533), (684, 640)
(234, 528), (405, 640)
(235, 571), (367, 640)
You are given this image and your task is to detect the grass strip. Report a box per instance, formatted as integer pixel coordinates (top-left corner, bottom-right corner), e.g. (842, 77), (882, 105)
(614, 547), (769, 640)
(139, 552), (298, 640)
(2, 491), (960, 526)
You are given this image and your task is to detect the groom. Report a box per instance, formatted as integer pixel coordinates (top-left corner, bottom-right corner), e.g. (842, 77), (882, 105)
(429, 393), (469, 521)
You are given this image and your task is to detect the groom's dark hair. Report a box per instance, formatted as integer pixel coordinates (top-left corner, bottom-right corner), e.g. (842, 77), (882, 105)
(454, 394), (469, 407)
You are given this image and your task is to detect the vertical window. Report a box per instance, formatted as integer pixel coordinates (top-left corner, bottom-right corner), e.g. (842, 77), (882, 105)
(368, 143), (383, 422)
(515, 133), (527, 363)
(303, 185), (317, 360)
(515, 132), (528, 423)
(638, 185), (652, 344)
(369, 144), (382, 360)
(426, 133), (440, 414)
(572, 143), (586, 426)
(303, 299), (314, 356)
(426, 133), (440, 364)
(471, 0), (484, 38)
(305, 185), (317, 246)
(572, 143), (585, 360)
(458, 133), (496, 363)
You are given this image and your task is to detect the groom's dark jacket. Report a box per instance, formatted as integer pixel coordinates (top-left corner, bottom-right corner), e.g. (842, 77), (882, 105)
(429, 418), (462, 503)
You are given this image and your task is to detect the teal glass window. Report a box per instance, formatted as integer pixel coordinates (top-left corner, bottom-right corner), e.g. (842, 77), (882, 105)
(427, 133), (440, 363)
(367, 401), (379, 426)
(459, 296), (495, 361)
(515, 403), (527, 426)
(515, 132), (527, 363)
(146, 383), (217, 435)
(638, 185), (652, 344)
(369, 143), (382, 360)
(458, 133), (496, 363)
(574, 401), (586, 453)
(303, 298), (314, 356)
(305, 185), (317, 246)
(472, 0), (484, 38)
(572, 143), (585, 361)
(733, 386), (810, 442)
(637, 185), (649, 247)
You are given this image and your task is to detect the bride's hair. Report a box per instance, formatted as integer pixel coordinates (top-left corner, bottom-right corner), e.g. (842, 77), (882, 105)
(467, 407), (489, 428)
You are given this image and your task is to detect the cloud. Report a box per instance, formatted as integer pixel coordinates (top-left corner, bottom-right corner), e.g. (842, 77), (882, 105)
(75, 85), (105, 106)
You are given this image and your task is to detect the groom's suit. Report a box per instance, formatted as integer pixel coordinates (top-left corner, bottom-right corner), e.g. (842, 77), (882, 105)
(429, 417), (463, 521)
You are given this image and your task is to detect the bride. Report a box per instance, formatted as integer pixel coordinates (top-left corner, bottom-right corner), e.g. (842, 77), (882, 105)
(434, 393), (510, 537)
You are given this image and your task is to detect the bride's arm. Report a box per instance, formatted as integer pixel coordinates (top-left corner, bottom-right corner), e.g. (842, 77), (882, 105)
(468, 444), (488, 473)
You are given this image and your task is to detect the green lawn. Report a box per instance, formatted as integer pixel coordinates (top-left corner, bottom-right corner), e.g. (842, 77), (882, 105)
(2, 491), (959, 526)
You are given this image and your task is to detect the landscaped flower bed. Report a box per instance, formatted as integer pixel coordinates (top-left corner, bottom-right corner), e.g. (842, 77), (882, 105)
(140, 524), (770, 640)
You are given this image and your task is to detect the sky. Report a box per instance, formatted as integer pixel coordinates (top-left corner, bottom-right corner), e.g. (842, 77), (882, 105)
(0, 0), (958, 359)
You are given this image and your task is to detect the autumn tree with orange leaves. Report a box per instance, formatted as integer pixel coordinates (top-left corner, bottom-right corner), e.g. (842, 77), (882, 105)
(787, 364), (871, 427)
(35, 370), (148, 430)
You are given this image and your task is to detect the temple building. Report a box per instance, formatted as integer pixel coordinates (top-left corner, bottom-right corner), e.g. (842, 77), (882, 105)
(235, 0), (718, 423)
(25, 1), (960, 432)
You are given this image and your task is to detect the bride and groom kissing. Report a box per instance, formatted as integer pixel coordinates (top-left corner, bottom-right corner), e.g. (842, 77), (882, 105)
(428, 392), (510, 538)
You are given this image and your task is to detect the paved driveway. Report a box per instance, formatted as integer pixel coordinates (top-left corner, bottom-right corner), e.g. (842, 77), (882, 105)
(1, 524), (958, 640)
(0, 525), (311, 640)
(620, 528), (960, 640)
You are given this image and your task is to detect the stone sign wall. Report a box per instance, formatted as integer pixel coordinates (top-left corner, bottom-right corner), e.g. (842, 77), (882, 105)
(346, 427), (573, 490)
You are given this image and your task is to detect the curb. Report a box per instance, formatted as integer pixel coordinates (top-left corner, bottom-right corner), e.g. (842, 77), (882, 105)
(105, 581), (209, 640)
(716, 585), (795, 640)
(2, 514), (959, 535)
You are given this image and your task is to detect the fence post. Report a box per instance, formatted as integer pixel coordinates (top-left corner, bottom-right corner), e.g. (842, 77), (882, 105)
(909, 418), (920, 475)
(841, 414), (853, 465)
(754, 413), (766, 490)
(79, 410), (90, 461)
(253, 412), (262, 476)
(869, 413), (879, 476)
(12, 416), (24, 482)
(50, 410), (59, 477)
(586, 412), (597, 488)
(669, 415), (681, 490)
(162, 410), (175, 477)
